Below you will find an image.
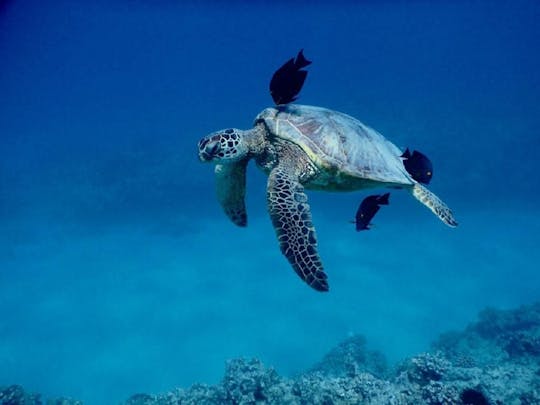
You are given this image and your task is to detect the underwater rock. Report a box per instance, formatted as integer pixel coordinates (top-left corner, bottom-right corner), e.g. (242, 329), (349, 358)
(4, 302), (540, 404)
(307, 334), (388, 378)
(124, 393), (157, 405)
(433, 302), (540, 366)
(0, 385), (82, 405)
(124, 302), (538, 404)
(293, 372), (403, 404)
(221, 358), (288, 404)
(0, 385), (40, 405)
(400, 352), (451, 385)
(47, 399), (84, 405)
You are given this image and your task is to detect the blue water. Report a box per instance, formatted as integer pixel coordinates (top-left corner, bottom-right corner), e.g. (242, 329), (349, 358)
(1, 1), (539, 403)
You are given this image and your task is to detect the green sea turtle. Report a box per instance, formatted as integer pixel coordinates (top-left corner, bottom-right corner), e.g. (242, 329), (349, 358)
(197, 104), (457, 292)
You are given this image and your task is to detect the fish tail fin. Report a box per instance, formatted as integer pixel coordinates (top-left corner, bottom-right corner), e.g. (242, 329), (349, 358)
(295, 49), (312, 68)
(378, 192), (390, 205)
(411, 183), (458, 227)
(400, 148), (411, 159)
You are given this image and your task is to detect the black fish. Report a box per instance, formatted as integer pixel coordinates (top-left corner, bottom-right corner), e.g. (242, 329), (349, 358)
(354, 193), (390, 231)
(270, 49), (311, 105)
(401, 148), (433, 184)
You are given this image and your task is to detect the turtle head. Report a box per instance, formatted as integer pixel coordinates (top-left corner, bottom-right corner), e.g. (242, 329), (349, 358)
(198, 128), (249, 163)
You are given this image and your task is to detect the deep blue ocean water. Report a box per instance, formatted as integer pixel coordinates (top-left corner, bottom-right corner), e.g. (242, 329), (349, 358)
(1, 1), (539, 403)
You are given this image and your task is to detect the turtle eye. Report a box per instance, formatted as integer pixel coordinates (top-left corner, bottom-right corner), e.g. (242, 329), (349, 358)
(199, 139), (222, 161)
(205, 141), (221, 156)
(199, 138), (209, 150)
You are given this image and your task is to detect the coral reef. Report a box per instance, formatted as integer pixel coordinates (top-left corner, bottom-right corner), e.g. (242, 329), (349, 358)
(121, 302), (540, 405)
(0, 385), (81, 405)
(307, 335), (388, 378)
(3, 302), (540, 405)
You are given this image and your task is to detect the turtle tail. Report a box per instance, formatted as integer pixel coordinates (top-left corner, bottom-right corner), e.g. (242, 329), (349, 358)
(411, 183), (458, 227)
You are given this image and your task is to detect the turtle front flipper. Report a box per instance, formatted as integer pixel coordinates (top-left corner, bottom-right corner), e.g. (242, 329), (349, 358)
(412, 183), (458, 227)
(267, 166), (329, 292)
(215, 162), (248, 227)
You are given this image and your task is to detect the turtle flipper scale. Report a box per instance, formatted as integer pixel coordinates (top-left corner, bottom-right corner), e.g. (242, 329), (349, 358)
(267, 166), (329, 292)
(412, 183), (458, 227)
(215, 162), (248, 227)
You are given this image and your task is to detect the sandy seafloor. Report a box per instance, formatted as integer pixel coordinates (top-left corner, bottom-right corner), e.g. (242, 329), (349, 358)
(1, 0), (539, 403)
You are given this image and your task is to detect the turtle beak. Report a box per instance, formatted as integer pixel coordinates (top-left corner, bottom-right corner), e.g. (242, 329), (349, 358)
(198, 139), (221, 162)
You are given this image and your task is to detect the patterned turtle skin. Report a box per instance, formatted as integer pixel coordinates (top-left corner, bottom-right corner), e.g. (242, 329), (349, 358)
(198, 104), (457, 292)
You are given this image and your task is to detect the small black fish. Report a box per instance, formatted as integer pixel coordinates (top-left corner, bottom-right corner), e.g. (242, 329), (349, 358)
(270, 49), (311, 105)
(401, 148), (433, 184)
(354, 193), (390, 231)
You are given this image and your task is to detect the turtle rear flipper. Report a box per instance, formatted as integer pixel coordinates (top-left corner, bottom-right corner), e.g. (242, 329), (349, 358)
(412, 183), (458, 227)
(267, 165), (328, 292)
(215, 162), (248, 227)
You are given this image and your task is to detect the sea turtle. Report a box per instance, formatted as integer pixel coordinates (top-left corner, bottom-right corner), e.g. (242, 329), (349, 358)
(197, 104), (457, 292)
